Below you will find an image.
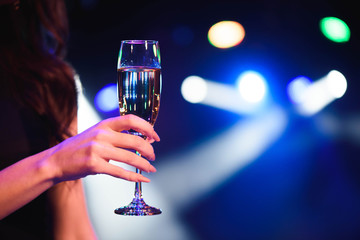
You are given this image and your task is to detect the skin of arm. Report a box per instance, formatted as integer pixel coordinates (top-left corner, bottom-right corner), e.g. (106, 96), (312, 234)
(0, 148), (57, 219)
(0, 115), (159, 225)
(50, 179), (97, 240)
(49, 117), (97, 240)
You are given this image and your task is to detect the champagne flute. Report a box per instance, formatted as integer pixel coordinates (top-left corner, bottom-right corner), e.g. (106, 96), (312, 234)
(114, 40), (162, 216)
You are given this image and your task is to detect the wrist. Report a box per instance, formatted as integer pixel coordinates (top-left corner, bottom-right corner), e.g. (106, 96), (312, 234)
(34, 147), (62, 186)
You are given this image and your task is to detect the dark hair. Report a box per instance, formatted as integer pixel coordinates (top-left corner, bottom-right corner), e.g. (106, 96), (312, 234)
(0, 0), (77, 145)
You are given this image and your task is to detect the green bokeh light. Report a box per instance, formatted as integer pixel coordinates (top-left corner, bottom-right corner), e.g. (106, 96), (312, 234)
(320, 17), (350, 43)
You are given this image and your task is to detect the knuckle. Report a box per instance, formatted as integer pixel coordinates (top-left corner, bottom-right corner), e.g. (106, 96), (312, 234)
(123, 114), (136, 126)
(124, 152), (137, 165)
(95, 119), (107, 129)
(96, 118), (114, 131)
(91, 129), (107, 142)
(130, 135), (144, 149)
(85, 141), (100, 158)
(125, 171), (133, 181)
(121, 169), (133, 181)
(84, 147), (100, 172)
(85, 156), (96, 171)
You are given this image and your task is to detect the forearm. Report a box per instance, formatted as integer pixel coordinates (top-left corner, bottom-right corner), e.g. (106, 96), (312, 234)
(50, 179), (97, 240)
(0, 114), (159, 223)
(0, 148), (56, 219)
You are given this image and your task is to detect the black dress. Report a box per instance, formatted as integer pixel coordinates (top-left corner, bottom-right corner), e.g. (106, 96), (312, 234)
(0, 97), (53, 239)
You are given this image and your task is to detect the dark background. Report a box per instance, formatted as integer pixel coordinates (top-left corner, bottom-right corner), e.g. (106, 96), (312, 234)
(65, 1), (360, 239)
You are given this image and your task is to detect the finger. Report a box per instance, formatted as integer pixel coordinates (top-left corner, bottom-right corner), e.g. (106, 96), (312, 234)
(98, 161), (150, 182)
(100, 145), (156, 173)
(103, 132), (156, 161)
(105, 115), (160, 142)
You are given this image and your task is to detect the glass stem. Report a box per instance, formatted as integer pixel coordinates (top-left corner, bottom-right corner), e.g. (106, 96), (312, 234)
(134, 151), (142, 199)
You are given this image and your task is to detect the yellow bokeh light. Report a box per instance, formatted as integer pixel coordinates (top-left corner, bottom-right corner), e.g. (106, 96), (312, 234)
(208, 21), (245, 49)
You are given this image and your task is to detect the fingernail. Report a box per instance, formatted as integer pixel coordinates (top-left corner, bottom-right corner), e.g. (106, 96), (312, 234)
(150, 152), (156, 161)
(139, 175), (150, 182)
(149, 165), (157, 173)
(154, 132), (160, 142)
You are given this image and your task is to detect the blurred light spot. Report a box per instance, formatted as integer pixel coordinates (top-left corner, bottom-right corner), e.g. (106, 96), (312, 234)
(94, 83), (118, 113)
(320, 17), (350, 43)
(236, 71), (267, 103)
(181, 75), (267, 114)
(326, 70), (347, 98)
(292, 70), (347, 116)
(172, 25), (194, 46)
(287, 76), (312, 103)
(208, 21), (245, 48)
(181, 76), (207, 103)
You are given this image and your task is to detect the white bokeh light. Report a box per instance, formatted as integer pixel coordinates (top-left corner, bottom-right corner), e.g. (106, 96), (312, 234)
(326, 70), (347, 98)
(237, 71), (267, 103)
(287, 76), (312, 104)
(181, 75), (208, 103)
(290, 70), (347, 116)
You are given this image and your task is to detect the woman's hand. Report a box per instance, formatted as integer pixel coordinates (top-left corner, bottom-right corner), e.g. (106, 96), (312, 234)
(0, 114), (159, 219)
(45, 114), (160, 183)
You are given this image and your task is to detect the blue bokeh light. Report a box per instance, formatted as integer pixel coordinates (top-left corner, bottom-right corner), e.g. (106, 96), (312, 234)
(287, 76), (312, 104)
(94, 83), (118, 113)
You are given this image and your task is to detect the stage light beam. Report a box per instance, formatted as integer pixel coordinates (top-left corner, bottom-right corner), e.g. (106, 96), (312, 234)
(75, 74), (102, 132)
(84, 106), (288, 240)
(181, 75), (267, 114)
(154, 106), (288, 209)
(289, 70), (347, 116)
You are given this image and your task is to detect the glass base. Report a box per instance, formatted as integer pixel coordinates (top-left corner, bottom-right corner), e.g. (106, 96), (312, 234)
(114, 197), (162, 216)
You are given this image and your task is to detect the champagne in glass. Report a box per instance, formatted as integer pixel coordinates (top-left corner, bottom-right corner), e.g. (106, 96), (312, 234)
(118, 67), (161, 125)
(114, 40), (162, 216)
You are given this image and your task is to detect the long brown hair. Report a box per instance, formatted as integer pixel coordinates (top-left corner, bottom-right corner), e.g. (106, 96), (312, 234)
(0, 0), (77, 145)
